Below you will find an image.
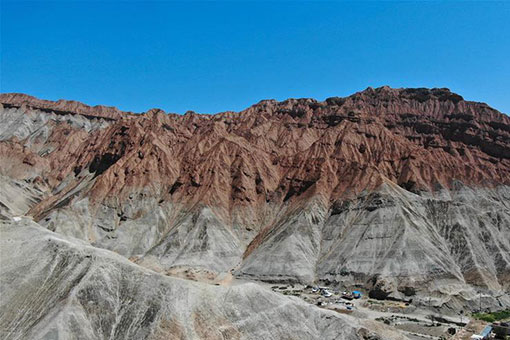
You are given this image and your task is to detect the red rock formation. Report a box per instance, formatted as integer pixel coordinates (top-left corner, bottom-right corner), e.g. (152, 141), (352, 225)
(1, 87), (509, 220)
(0, 93), (131, 120)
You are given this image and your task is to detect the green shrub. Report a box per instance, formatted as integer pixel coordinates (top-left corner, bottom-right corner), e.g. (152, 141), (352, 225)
(472, 309), (510, 322)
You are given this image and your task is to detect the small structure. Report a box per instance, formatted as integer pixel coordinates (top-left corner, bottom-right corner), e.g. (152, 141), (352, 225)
(342, 291), (354, 300)
(352, 290), (362, 299)
(492, 322), (510, 338)
(322, 289), (332, 298)
(470, 325), (492, 340)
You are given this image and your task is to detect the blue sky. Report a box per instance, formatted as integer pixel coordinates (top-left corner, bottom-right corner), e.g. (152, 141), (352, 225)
(1, 1), (509, 114)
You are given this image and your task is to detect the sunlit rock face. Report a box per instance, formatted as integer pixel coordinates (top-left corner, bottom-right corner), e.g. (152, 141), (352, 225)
(1, 87), (509, 333)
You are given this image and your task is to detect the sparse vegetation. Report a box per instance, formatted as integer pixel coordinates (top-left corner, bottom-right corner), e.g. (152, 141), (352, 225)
(367, 299), (383, 305)
(472, 309), (510, 322)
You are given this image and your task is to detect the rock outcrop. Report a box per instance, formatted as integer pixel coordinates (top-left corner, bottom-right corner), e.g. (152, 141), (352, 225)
(0, 93), (131, 120)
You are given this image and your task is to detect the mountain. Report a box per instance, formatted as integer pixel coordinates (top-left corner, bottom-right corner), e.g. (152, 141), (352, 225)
(1, 87), (509, 338)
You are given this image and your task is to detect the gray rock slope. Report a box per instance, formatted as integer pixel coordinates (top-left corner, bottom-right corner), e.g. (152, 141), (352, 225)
(35, 181), (510, 312)
(0, 219), (361, 340)
(239, 183), (510, 311)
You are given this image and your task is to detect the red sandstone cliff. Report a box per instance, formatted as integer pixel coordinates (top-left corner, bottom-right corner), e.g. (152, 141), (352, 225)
(1, 87), (509, 219)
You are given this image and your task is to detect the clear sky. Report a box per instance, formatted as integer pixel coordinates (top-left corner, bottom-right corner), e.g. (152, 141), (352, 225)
(1, 1), (509, 114)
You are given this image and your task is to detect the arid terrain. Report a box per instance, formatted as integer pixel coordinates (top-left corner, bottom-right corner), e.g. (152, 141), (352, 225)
(1, 87), (509, 339)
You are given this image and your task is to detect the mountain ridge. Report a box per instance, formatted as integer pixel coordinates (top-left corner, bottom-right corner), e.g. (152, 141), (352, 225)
(2, 86), (507, 118)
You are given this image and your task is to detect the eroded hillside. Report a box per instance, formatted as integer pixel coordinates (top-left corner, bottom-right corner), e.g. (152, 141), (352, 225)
(1, 87), (509, 316)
